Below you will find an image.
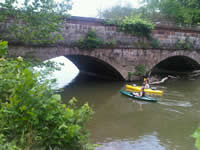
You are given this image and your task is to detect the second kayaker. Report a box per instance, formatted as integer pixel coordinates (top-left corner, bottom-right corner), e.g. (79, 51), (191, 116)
(144, 78), (150, 89)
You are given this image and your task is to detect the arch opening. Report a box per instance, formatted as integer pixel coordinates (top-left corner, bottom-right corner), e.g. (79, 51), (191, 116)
(66, 55), (124, 81)
(151, 56), (200, 77)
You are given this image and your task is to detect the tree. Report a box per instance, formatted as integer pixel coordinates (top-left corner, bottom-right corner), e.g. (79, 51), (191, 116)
(98, 5), (135, 22)
(97, 4), (165, 24)
(141, 0), (200, 24)
(0, 0), (72, 45)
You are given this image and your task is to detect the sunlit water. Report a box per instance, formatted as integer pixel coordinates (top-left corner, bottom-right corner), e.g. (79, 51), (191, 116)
(51, 57), (200, 150)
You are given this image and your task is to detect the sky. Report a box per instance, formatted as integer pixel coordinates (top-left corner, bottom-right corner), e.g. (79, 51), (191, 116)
(0, 0), (140, 18)
(69, 0), (141, 17)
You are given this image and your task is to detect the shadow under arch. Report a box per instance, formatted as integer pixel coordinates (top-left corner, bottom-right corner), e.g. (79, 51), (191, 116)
(151, 55), (200, 76)
(65, 55), (125, 81)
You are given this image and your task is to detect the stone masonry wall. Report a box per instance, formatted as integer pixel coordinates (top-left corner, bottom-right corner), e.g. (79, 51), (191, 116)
(59, 16), (200, 49)
(1, 16), (200, 49)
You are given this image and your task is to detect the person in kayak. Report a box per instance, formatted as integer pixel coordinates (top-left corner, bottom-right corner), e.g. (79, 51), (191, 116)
(132, 87), (145, 97)
(144, 78), (150, 89)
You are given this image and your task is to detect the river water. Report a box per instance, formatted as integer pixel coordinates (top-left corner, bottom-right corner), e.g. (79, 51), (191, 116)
(61, 77), (200, 150)
(51, 57), (200, 150)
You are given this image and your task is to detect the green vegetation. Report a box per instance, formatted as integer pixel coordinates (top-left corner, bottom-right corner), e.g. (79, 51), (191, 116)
(99, 6), (155, 43)
(133, 64), (147, 76)
(193, 128), (200, 150)
(0, 0), (72, 45)
(98, 4), (157, 24)
(0, 41), (8, 57)
(175, 37), (193, 50)
(0, 134), (21, 150)
(74, 30), (116, 50)
(142, 0), (200, 25)
(98, 3), (200, 49)
(104, 40), (117, 48)
(151, 38), (160, 48)
(75, 30), (104, 50)
(99, 1), (200, 26)
(128, 64), (147, 80)
(0, 41), (94, 149)
(117, 16), (154, 39)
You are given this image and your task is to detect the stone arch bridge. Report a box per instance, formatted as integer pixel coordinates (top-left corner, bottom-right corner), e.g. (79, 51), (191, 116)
(6, 16), (200, 81)
(8, 46), (200, 81)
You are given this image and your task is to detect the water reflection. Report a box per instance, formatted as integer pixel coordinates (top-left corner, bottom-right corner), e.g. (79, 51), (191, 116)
(62, 79), (200, 150)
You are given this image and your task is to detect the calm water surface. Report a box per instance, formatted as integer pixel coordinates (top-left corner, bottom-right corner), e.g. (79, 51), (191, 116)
(52, 56), (199, 150)
(61, 78), (200, 150)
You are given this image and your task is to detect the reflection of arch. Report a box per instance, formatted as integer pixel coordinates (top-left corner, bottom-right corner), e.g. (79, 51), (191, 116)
(65, 55), (125, 81)
(151, 55), (200, 74)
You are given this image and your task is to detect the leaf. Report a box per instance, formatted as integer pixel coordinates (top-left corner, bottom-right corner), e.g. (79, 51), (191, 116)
(19, 105), (27, 111)
(193, 128), (200, 138)
(52, 94), (61, 101)
(0, 41), (8, 57)
(193, 128), (200, 150)
(58, 123), (68, 130)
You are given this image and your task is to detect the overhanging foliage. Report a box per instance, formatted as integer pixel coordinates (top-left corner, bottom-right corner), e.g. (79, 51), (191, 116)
(0, 0), (72, 45)
(0, 41), (95, 149)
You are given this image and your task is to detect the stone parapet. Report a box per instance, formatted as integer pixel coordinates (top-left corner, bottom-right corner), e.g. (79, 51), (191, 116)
(1, 16), (200, 49)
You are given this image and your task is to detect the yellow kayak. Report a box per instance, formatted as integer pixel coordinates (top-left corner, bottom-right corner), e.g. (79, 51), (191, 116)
(126, 84), (163, 95)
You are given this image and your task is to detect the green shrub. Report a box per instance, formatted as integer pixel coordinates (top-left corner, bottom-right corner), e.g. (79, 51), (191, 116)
(133, 64), (146, 76)
(0, 134), (21, 150)
(117, 16), (154, 39)
(76, 30), (104, 50)
(104, 40), (117, 48)
(0, 41), (94, 150)
(183, 37), (191, 49)
(175, 37), (192, 50)
(175, 39), (183, 49)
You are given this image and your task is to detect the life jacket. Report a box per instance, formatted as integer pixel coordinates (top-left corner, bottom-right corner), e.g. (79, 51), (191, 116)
(141, 91), (145, 97)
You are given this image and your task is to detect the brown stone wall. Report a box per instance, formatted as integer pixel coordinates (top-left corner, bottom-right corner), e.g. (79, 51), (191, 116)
(59, 17), (200, 49)
(1, 16), (200, 49)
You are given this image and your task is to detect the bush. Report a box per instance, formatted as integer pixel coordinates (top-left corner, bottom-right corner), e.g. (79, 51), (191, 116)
(175, 37), (192, 50)
(76, 30), (104, 50)
(0, 134), (21, 150)
(0, 41), (94, 150)
(117, 16), (154, 39)
(183, 37), (191, 49)
(104, 40), (117, 48)
(133, 64), (146, 76)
